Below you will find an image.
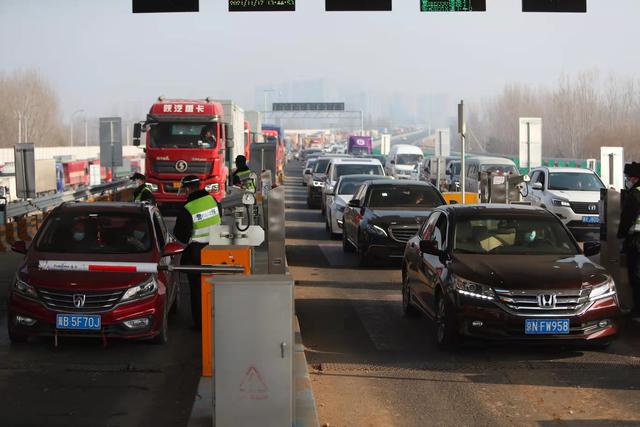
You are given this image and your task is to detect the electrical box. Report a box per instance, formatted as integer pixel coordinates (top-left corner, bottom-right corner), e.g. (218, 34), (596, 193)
(212, 274), (294, 427)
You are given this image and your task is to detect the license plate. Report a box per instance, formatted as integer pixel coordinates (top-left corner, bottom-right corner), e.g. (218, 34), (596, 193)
(582, 216), (599, 224)
(56, 314), (101, 330)
(173, 181), (182, 189)
(524, 319), (570, 335)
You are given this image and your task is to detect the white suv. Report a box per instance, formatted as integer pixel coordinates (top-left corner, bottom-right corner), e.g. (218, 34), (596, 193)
(525, 167), (605, 240)
(322, 157), (385, 215)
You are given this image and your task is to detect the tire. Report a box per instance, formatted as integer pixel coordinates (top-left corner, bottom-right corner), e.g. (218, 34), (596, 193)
(169, 282), (180, 316)
(342, 229), (355, 253)
(435, 292), (459, 350)
(402, 271), (420, 318)
(152, 304), (169, 345)
(325, 214), (331, 232)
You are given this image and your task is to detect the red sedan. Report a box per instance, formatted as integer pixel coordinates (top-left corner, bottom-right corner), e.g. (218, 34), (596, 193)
(7, 202), (183, 345)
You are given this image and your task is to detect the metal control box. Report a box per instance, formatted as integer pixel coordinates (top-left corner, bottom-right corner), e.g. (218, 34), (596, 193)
(213, 274), (294, 427)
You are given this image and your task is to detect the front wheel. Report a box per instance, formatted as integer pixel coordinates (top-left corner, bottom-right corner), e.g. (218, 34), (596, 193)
(435, 293), (458, 350)
(152, 304), (169, 345)
(342, 229), (355, 253)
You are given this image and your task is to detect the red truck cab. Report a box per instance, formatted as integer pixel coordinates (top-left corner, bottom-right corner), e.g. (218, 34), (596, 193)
(134, 98), (229, 205)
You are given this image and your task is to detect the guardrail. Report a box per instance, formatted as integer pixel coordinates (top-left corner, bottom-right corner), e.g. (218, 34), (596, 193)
(1, 180), (132, 223)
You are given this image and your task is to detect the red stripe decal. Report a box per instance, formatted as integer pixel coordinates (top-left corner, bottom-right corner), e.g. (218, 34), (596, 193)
(88, 265), (137, 272)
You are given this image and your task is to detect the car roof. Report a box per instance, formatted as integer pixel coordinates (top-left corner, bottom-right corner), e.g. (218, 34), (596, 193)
(55, 202), (153, 215)
(364, 178), (435, 187)
(533, 166), (596, 174)
(467, 156), (516, 165)
(330, 157), (381, 164)
(437, 203), (551, 216)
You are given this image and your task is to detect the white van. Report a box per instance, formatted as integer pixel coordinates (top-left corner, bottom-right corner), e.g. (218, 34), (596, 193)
(464, 156), (519, 194)
(385, 144), (424, 179)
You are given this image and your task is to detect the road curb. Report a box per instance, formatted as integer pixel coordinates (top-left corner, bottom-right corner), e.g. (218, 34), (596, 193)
(187, 315), (320, 427)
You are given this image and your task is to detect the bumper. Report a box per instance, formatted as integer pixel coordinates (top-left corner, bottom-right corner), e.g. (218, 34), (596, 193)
(8, 292), (165, 340)
(307, 187), (323, 204)
(148, 178), (225, 203)
(363, 234), (406, 259)
(454, 294), (620, 342)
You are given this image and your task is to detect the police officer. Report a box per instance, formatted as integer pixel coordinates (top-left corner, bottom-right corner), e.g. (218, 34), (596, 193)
(232, 155), (256, 191)
(618, 161), (640, 320)
(131, 172), (156, 204)
(173, 175), (221, 328)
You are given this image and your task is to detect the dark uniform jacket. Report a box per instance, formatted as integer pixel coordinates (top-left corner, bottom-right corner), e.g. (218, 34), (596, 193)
(617, 181), (640, 239)
(133, 184), (156, 204)
(173, 189), (215, 244)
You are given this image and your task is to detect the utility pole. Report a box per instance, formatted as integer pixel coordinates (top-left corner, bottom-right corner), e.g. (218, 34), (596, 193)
(458, 100), (466, 204)
(17, 112), (22, 144)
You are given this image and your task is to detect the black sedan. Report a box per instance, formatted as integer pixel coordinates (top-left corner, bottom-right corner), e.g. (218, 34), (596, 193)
(402, 204), (620, 350)
(342, 179), (446, 265)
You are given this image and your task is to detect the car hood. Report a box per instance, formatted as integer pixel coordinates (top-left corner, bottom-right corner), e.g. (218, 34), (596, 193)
(369, 208), (432, 226)
(19, 251), (156, 291)
(546, 190), (601, 202)
(450, 254), (609, 290)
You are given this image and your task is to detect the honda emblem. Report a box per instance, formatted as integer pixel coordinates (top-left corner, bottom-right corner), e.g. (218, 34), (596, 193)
(537, 293), (556, 308)
(73, 294), (86, 309)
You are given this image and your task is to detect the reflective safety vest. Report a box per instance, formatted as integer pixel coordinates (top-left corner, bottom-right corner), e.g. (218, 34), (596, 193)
(184, 195), (221, 243)
(634, 187), (640, 233)
(134, 185), (153, 202)
(236, 169), (256, 191)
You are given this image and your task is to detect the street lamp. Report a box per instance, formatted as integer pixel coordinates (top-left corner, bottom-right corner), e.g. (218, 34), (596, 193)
(70, 109), (85, 146)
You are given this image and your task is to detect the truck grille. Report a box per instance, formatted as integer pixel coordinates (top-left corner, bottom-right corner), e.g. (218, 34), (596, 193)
(38, 288), (125, 312)
(152, 160), (212, 174)
(388, 225), (419, 243)
(494, 288), (590, 315)
(570, 201), (599, 215)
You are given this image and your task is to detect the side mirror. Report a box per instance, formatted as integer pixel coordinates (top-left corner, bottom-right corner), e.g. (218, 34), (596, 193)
(11, 240), (27, 254)
(225, 123), (234, 148)
(532, 182), (543, 190)
(133, 123), (142, 147)
(348, 199), (361, 208)
(163, 241), (185, 257)
(583, 241), (600, 257)
(419, 239), (439, 255)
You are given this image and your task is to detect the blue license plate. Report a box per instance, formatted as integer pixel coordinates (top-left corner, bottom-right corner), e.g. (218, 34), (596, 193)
(525, 319), (570, 335)
(56, 314), (101, 330)
(582, 216), (599, 224)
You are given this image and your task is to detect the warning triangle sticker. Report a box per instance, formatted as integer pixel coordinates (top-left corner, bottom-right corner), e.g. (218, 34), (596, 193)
(240, 365), (268, 393)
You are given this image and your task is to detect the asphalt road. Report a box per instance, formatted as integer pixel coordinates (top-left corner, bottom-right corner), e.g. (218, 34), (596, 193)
(0, 218), (201, 427)
(285, 160), (640, 427)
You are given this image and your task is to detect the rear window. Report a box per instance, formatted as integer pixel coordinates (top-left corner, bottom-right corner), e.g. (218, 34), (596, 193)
(335, 163), (383, 179)
(367, 186), (443, 208)
(36, 212), (152, 254)
(337, 176), (372, 195)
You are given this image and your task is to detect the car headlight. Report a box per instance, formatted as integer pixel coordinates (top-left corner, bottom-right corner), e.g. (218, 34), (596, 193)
(588, 278), (616, 302)
(552, 199), (571, 207)
(367, 224), (388, 237)
(147, 183), (159, 192)
(312, 180), (324, 187)
(452, 275), (495, 300)
(121, 277), (158, 303)
(205, 183), (219, 193)
(13, 276), (38, 299)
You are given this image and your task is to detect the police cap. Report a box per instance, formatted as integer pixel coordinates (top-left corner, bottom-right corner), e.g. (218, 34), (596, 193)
(181, 175), (200, 187)
(624, 162), (640, 178)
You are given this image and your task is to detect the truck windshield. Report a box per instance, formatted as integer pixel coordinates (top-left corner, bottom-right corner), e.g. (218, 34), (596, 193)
(480, 164), (518, 174)
(149, 122), (217, 149)
(396, 154), (423, 165)
(350, 146), (369, 156)
(548, 172), (605, 191)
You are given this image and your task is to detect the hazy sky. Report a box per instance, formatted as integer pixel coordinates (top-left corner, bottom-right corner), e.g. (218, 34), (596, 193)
(1, 0), (638, 122)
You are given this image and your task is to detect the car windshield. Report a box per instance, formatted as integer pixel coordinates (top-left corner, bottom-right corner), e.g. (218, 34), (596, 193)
(335, 164), (383, 179)
(36, 213), (152, 254)
(313, 158), (332, 174)
(368, 186), (443, 208)
(149, 122), (216, 148)
(548, 172), (605, 191)
(396, 154), (423, 165)
(453, 215), (577, 255)
(337, 177), (372, 195)
(479, 163), (518, 174)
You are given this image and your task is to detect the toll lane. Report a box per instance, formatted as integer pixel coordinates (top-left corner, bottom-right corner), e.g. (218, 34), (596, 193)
(285, 161), (640, 427)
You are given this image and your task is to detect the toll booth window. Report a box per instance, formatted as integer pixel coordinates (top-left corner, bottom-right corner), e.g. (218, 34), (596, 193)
(367, 186), (443, 208)
(36, 213), (152, 254)
(149, 123), (217, 148)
